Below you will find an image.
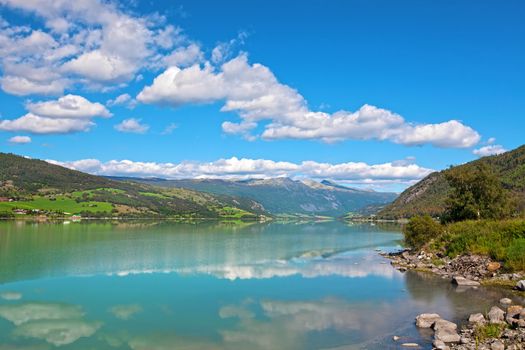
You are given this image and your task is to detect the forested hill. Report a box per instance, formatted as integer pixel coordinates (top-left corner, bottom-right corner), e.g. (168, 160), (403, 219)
(0, 153), (267, 219)
(377, 145), (525, 219)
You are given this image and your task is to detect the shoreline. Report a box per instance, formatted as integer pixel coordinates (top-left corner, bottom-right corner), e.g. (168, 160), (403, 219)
(382, 249), (525, 349)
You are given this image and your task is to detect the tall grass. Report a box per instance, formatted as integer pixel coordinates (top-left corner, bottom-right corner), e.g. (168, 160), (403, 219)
(432, 219), (525, 271)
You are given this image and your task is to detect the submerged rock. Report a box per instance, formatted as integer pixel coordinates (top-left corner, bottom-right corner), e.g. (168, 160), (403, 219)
(452, 276), (480, 286)
(433, 339), (450, 350)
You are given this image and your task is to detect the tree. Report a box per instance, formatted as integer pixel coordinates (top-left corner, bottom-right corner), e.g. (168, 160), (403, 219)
(404, 215), (442, 249)
(442, 163), (513, 223)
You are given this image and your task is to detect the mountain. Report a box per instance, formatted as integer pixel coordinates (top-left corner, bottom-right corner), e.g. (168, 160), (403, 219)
(113, 177), (398, 217)
(377, 145), (525, 219)
(0, 153), (268, 219)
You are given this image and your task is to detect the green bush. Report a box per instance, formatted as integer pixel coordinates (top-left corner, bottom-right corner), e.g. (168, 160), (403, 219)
(403, 215), (443, 249)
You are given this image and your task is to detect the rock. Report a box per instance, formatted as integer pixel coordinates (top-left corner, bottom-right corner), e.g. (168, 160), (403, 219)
(487, 262), (501, 272)
(401, 343), (419, 347)
(500, 297), (512, 305)
(520, 309), (525, 320)
(468, 313), (486, 324)
(415, 313), (441, 328)
(392, 335), (400, 341)
(435, 328), (461, 343)
(433, 339), (449, 350)
(452, 276), (480, 286)
(491, 340), (504, 350)
(516, 280), (525, 291)
(488, 306), (505, 324)
(433, 319), (458, 331)
(507, 305), (523, 318)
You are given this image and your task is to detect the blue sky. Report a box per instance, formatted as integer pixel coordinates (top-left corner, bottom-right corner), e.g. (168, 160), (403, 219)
(0, 0), (523, 191)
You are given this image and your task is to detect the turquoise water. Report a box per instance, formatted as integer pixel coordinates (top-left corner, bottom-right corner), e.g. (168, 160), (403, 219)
(0, 221), (520, 349)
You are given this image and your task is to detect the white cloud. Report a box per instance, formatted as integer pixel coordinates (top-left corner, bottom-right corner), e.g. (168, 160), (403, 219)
(8, 135), (31, 144)
(138, 55), (480, 148)
(47, 156), (433, 187)
(163, 43), (203, 68)
(0, 113), (93, 134)
(114, 118), (149, 134)
(0, 0), (189, 94)
(211, 31), (248, 64)
(107, 93), (136, 109)
(0, 94), (108, 134)
(27, 94), (111, 119)
(473, 144), (507, 157)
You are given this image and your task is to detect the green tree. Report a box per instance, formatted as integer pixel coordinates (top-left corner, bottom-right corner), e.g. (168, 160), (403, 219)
(442, 163), (512, 223)
(403, 215), (443, 249)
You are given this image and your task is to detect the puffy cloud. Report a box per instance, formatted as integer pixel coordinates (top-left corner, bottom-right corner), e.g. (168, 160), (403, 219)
(47, 156), (433, 188)
(27, 94), (111, 119)
(163, 43), (203, 68)
(138, 55), (480, 148)
(0, 113), (93, 134)
(0, 94), (108, 134)
(0, 0), (188, 94)
(0, 291), (22, 300)
(114, 118), (149, 134)
(8, 135), (31, 144)
(473, 144), (507, 157)
(161, 123), (178, 135)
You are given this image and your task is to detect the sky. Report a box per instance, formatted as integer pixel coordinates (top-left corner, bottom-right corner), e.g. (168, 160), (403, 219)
(0, 0), (523, 192)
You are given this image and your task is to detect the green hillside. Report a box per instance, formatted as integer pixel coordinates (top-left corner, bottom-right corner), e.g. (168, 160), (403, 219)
(0, 153), (268, 219)
(377, 145), (525, 219)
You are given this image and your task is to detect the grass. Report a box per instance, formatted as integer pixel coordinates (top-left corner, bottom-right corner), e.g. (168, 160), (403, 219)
(431, 219), (525, 271)
(0, 195), (113, 214)
(473, 323), (506, 343)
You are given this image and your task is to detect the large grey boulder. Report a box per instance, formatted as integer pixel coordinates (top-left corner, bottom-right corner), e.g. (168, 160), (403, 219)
(452, 276), (480, 286)
(433, 319), (457, 331)
(488, 306), (505, 324)
(415, 313), (441, 328)
(468, 313), (486, 324)
(434, 328), (461, 343)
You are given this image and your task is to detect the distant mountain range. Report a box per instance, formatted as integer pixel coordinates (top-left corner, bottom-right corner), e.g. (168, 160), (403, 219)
(110, 177), (398, 217)
(377, 145), (525, 219)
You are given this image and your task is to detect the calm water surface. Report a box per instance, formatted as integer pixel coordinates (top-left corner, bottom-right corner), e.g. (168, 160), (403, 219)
(0, 221), (521, 350)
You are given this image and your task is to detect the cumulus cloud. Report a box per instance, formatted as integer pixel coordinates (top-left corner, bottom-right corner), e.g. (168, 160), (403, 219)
(0, 113), (93, 134)
(0, 302), (84, 326)
(47, 156), (433, 187)
(0, 0), (190, 94)
(138, 55), (481, 148)
(8, 135), (31, 144)
(473, 144), (507, 157)
(114, 118), (150, 134)
(13, 319), (101, 346)
(27, 94), (111, 118)
(0, 94), (107, 134)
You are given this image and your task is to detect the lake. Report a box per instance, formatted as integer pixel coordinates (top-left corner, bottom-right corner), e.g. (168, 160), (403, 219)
(0, 220), (520, 349)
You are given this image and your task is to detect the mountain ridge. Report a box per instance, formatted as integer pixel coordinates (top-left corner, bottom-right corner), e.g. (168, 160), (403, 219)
(377, 145), (525, 219)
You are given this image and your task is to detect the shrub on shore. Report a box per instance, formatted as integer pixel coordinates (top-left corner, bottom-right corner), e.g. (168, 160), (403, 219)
(403, 215), (443, 249)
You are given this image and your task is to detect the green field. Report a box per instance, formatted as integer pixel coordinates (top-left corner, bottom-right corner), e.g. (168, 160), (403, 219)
(0, 195), (113, 215)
